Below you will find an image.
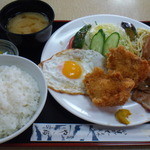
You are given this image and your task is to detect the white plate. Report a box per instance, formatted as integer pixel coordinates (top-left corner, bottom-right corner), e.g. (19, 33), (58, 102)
(41, 14), (150, 127)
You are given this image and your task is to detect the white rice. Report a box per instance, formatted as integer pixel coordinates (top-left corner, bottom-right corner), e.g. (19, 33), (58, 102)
(0, 65), (40, 138)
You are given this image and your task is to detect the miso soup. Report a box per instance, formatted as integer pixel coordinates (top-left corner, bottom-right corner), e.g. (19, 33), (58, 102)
(7, 12), (49, 34)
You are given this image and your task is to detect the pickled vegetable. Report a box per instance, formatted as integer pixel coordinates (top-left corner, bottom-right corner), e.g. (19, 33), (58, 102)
(115, 109), (131, 125)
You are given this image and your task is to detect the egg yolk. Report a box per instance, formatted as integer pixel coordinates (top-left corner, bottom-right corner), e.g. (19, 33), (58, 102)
(62, 61), (82, 79)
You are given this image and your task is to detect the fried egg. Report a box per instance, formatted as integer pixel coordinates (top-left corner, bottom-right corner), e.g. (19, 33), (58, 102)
(40, 49), (105, 95)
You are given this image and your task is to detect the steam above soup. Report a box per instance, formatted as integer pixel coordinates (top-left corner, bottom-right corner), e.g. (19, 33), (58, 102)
(7, 12), (49, 34)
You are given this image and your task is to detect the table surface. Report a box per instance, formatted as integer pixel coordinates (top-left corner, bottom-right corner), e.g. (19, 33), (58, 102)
(0, 0), (150, 21)
(0, 0), (150, 150)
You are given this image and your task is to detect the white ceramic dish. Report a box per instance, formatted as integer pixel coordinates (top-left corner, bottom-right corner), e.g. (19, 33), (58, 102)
(41, 14), (150, 127)
(0, 55), (47, 144)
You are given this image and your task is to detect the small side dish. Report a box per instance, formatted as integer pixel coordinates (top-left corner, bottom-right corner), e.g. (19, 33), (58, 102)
(0, 39), (19, 55)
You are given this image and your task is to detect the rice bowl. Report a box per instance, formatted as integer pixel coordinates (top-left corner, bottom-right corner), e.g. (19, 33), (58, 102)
(0, 55), (47, 144)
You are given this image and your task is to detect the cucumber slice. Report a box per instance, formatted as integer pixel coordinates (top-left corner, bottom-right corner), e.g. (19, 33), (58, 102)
(72, 24), (91, 48)
(90, 29), (105, 54)
(103, 32), (120, 56)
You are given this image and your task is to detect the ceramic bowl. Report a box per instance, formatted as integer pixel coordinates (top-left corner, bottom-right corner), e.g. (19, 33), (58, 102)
(0, 55), (47, 144)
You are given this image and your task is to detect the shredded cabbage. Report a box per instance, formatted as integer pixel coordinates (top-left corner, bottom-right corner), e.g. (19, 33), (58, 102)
(83, 23), (150, 57)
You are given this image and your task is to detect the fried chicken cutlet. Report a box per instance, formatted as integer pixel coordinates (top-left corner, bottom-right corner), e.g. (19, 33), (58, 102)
(83, 67), (135, 107)
(107, 46), (149, 87)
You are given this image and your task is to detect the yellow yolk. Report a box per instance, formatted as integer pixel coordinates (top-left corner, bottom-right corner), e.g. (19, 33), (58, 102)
(62, 61), (82, 79)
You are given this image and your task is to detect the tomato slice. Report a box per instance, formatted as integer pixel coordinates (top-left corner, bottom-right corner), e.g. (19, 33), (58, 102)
(67, 36), (74, 49)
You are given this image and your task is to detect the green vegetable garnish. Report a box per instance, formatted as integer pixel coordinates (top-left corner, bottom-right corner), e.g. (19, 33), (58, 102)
(90, 29), (105, 54)
(103, 32), (120, 56)
(72, 24), (91, 48)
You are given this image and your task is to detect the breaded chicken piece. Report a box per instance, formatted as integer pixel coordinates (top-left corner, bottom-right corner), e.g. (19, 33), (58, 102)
(107, 46), (149, 87)
(83, 67), (135, 107)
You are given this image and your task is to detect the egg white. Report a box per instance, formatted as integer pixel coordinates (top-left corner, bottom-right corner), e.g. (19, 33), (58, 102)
(41, 49), (105, 94)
